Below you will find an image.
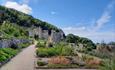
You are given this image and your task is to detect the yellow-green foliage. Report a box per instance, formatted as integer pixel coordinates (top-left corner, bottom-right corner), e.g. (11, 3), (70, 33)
(36, 40), (46, 48)
(99, 58), (115, 70)
(18, 43), (30, 48)
(0, 21), (28, 39)
(36, 43), (74, 57)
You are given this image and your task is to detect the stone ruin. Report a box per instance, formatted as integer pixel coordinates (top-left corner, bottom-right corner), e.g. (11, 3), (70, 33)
(28, 26), (65, 43)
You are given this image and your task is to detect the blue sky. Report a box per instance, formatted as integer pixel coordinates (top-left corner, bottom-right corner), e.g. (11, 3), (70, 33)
(0, 0), (115, 43)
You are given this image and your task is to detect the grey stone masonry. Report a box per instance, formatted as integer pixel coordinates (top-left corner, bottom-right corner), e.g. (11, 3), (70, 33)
(0, 39), (31, 48)
(28, 27), (65, 43)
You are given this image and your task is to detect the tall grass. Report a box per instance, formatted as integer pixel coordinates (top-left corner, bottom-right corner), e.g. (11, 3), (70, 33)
(99, 58), (115, 70)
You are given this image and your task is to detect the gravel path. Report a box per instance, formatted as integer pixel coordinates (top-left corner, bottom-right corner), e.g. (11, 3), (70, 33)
(0, 44), (36, 70)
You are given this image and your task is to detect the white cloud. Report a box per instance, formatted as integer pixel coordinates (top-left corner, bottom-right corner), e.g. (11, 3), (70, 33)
(94, 1), (115, 31)
(63, 26), (86, 32)
(51, 11), (56, 15)
(62, 26), (89, 37)
(87, 32), (115, 43)
(95, 12), (111, 30)
(4, 1), (32, 14)
(62, 1), (115, 43)
(63, 27), (115, 43)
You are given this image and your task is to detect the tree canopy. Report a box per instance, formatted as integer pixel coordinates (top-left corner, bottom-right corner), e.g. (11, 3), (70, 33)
(65, 34), (96, 51)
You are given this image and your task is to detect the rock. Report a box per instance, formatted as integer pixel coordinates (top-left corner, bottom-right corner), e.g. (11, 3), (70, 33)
(50, 30), (65, 43)
(0, 63), (1, 66)
(71, 56), (85, 66)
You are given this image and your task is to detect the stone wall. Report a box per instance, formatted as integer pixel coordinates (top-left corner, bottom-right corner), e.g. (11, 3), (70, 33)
(28, 27), (65, 43)
(50, 30), (65, 43)
(42, 30), (49, 40)
(0, 39), (31, 48)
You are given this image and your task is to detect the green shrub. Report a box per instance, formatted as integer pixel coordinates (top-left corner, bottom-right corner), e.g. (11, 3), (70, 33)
(36, 43), (74, 57)
(36, 48), (48, 57)
(0, 22), (29, 39)
(0, 48), (18, 56)
(18, 43), (30, 48)
(36, 40), (46, 48)
(0, 48), (18, 62)
(61, 46), (74, 56)
(99, 58), (115, 70)
(0, 55), (7, 62)
(87, 50), (111, 59)
(65, 34), (96, 51)
(0, 51), (8, 62)
(36, 42), (45, 48)
(37, 60), (47, 66)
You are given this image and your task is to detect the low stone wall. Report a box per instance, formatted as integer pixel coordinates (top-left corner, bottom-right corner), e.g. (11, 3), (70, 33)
(0, 38), (32, 48)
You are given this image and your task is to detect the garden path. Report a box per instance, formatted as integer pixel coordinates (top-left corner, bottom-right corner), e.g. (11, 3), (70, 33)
(0, 44), (36, 70)
(37, 69), (96, 70)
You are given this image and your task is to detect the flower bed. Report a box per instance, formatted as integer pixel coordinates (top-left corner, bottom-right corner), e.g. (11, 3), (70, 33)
(35, 56), (102, 69)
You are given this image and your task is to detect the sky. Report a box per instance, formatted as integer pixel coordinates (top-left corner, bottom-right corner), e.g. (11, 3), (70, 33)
(0, 0), (115, 43)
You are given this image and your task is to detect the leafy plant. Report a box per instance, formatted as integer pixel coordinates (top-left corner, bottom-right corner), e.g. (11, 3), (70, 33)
(0, 48), (18, 62)
(18, 43), (30, 48)
(0, 21), (29, 39)
(99, 58), (115, 70)
(37, 60), (47, 66)
(36, 43), (74, 57)
(36, 40), (46, 48)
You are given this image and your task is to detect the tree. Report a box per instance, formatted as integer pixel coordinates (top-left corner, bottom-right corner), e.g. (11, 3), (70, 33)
(65, 34), (96, 51)
(65, 34), (77, 43)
